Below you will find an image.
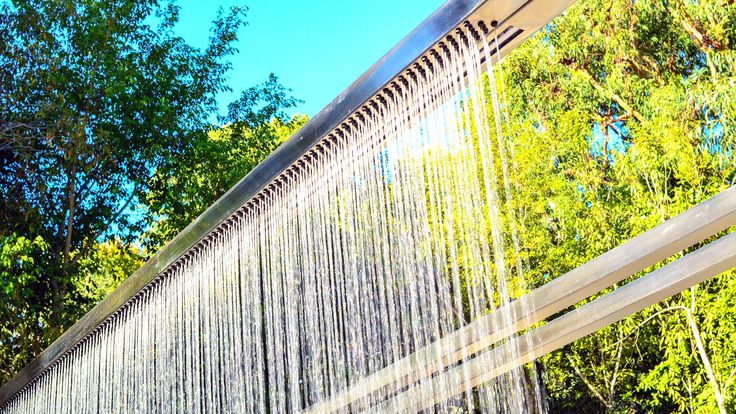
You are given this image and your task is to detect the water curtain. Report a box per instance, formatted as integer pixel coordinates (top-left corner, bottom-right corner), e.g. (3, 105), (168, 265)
(0, 11), (550, 413)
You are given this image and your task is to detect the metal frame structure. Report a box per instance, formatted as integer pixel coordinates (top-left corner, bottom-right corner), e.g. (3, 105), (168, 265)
(2, 0), (734, 410)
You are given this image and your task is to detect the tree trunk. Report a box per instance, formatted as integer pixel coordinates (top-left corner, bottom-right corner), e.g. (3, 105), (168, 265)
(686, 289), (726, 414)
(63, 160), (76, 267)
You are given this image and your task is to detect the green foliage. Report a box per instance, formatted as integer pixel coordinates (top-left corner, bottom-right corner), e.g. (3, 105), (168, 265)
(0, 0), (303, 384)
(0, 234), (50, 385)
(1, 0), (735, 411)
(0, 0), (247, 336)
(0, 235), (142, 385)
(74, 239), (143, 302)
(143, 82), (306, 250)
(494, 0), (736, 411)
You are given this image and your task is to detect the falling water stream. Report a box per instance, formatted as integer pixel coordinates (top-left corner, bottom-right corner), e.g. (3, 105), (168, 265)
(1, 25), (545, 413)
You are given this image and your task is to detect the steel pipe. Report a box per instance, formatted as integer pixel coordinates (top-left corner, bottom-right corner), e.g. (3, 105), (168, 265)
(369, 230), (736, 413)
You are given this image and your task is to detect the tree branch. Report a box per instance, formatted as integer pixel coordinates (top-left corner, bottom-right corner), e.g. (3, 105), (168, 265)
(63, 146), (78, 268)
(70, 183), (141, 267)
(663, 1), (723, 80)
(566, 354), (608, 408)
(606, 332), (624, 408)
(669, 2), (726, 52)
(570, 64), (644, 122)
(685, 288), (726, 414)
(724, 366), (736, 391)
(605, 303), (726, 414)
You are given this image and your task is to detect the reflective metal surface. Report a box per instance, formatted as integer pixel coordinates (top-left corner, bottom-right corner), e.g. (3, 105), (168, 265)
(373, 230), (736, 412)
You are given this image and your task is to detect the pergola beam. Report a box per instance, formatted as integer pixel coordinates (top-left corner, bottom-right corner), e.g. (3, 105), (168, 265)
(370, 230), (736, 413)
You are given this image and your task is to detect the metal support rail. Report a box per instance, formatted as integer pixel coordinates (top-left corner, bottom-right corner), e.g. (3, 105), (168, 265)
(302, 186), (736, 413)
(369, 230), (736, 413)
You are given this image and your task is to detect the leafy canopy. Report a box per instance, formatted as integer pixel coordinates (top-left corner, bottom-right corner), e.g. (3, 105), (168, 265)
(0, 0), (303, 384)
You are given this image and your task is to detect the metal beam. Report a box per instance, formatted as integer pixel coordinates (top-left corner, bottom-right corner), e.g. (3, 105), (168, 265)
(0, 0), (578, 405)
(302, 186), (736, 413)
(369, 230), (736, 413)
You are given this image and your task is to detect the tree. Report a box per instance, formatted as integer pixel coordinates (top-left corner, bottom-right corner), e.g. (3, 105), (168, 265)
(143, 74), (306, 251)
(0, 0), (243, 330)
(0, 234), (50, 385)
(492, 0), (736, 411)
(0, 0), (301, 381)
(73, 239), (144, 303)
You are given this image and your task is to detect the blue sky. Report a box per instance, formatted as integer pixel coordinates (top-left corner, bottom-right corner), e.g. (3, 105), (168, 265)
(174, 0), (445, 118)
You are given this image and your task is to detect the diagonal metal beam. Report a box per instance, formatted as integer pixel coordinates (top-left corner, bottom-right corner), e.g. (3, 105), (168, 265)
(370, 230), (736, 413)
